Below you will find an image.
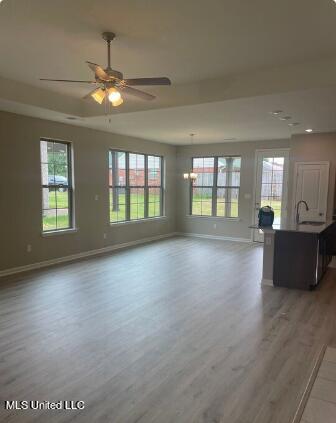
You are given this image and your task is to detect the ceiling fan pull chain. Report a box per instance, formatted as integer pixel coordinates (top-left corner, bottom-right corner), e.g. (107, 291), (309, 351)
(104, 88), (107, 116)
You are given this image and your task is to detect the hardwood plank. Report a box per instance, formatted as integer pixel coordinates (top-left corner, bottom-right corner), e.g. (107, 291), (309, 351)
(0, 236), (336, 423)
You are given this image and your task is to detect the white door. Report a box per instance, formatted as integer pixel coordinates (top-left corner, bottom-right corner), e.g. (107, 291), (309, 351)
(253, 149), (290, 242)
(294, 162), (329, 223)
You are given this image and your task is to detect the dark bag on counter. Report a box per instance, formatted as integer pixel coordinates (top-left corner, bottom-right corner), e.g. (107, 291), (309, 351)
(258, 206), (274, 227)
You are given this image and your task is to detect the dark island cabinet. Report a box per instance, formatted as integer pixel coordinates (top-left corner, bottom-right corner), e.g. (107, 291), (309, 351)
(273, 222), (336, 290)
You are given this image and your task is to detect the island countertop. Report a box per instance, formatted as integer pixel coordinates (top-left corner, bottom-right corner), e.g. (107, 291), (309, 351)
(249, 220), (335, 234)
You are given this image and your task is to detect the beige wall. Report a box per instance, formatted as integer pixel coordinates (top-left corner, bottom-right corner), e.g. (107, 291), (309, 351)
(1, 109), (335, 273)
(176, 134), (336, 239)
(0, 111), (177, 272)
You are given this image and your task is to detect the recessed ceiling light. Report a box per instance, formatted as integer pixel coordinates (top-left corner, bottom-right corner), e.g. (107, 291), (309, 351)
(305, 128), (313, 133)
(279, 116), (291, 121)
(270, 110), (283, 115)
(288, 122), (300, 127)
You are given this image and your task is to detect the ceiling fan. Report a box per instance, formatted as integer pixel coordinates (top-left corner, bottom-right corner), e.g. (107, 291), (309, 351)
(40, 32), (171, 107)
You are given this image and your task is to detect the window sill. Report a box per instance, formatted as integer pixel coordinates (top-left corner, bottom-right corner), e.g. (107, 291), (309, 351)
(41, 228), (79, 237)
(186, 215), (241, 222)
(110, 216), (168, 227)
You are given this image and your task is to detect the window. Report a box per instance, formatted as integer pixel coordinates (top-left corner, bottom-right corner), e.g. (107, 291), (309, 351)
(109, 151), (127, 223)
(260, 157), (285, 225)
(191, 156), (241, 218)
(129, 153), (145, 220)
(40, 139), (73, 232)
(191, 157), (214, 216)
(217, 157), (241, 218)
(109, 151), (163, 223)
(147, 155), (162, 218)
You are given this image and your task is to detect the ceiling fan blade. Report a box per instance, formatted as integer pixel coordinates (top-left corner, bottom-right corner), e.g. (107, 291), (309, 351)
(123, 77), (171, 86)
(40, 78), (97, 83)
(86, 61), (110, 81)
(121, 85), (156, 101)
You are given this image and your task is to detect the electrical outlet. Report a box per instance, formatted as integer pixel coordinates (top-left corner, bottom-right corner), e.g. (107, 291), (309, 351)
(95, 194), (99, 201)
(103, 233), (107, 240)
(213, 223), (217, 229)
(27, 244), (32, 253)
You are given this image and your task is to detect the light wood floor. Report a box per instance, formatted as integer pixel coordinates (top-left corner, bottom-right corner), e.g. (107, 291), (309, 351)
(1, 236), (336, 423)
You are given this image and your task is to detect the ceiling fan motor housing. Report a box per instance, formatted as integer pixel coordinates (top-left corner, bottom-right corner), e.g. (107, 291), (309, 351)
(105, 69), (123, 81)
(102, 32), (116, 42)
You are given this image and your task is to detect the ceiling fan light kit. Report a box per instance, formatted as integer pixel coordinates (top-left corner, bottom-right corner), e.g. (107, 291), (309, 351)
(107, 87), (123, 106)
(40, 31), (171, 112)
(91, 88), (106, 104)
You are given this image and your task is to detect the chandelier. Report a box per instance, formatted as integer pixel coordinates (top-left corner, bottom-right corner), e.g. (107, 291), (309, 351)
(183, 134), (198, 181)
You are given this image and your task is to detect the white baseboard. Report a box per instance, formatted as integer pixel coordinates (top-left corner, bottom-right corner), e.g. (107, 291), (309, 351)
(261, 278), (274, 287)
(177, 232), (252, 243)
(0, 232), (178, 278)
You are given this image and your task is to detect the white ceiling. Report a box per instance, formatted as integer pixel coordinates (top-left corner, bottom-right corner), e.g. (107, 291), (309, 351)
(1, 0), (336, 143)
(85, 88), (336, 144)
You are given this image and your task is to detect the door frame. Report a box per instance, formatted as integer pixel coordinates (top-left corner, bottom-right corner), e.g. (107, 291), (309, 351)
(292, 161), (330, 224)
(252, 148), (290, 242)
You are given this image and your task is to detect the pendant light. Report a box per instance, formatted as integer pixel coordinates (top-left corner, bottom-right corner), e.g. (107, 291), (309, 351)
(183, 133), (198, 181)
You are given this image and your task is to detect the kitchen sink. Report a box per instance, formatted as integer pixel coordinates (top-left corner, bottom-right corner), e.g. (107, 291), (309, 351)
(300, 221), (324, 226)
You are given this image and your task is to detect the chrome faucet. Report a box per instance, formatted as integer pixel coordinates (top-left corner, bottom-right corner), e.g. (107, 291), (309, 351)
(296, 200), (309, 224)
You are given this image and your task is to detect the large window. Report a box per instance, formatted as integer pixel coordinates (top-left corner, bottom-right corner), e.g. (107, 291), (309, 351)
(191, 156), (241, 218)
(109, 151), (163, 223)
(40, 139), (73, 232)
(191, 157), (214, 216)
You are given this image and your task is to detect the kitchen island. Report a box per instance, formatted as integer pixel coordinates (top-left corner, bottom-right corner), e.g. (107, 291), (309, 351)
(251, 220), (336, 290)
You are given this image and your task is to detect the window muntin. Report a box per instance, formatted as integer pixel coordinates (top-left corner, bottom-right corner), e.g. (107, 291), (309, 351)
(40, 139), (73, 232)
(109, 151), (163, 223)
(191, 156), (241, 218)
